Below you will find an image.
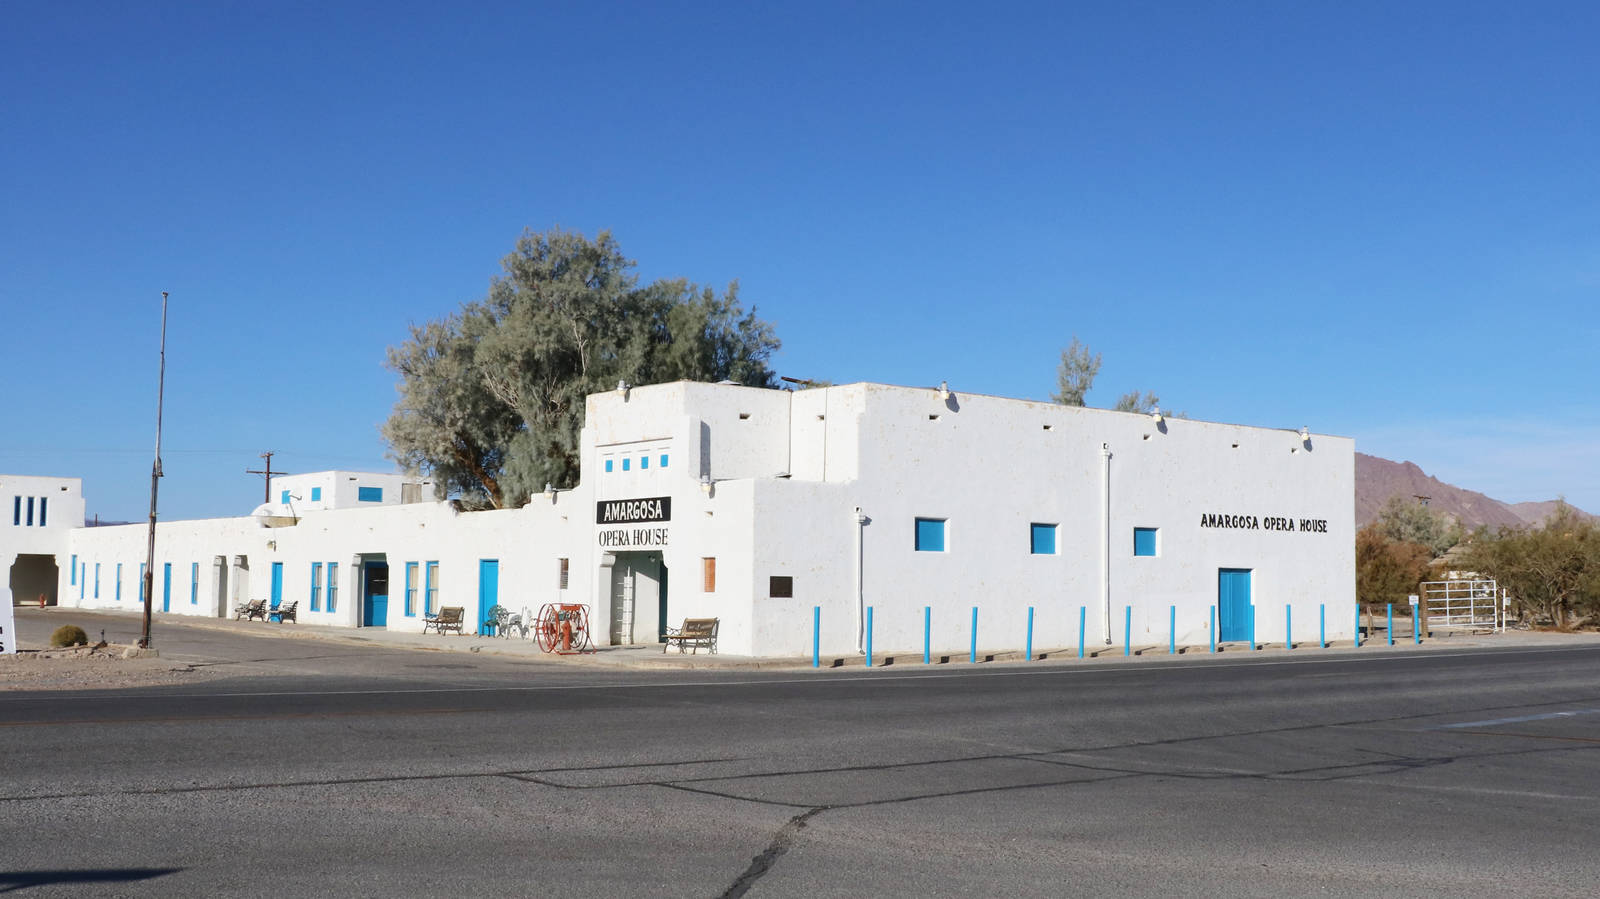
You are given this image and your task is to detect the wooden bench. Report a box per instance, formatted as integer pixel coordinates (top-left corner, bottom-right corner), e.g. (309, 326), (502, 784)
(269, 600), (298, 623)
(423, 606), (466, 635)
(663, 618), (719, 654)
(234, 599), (266, 620)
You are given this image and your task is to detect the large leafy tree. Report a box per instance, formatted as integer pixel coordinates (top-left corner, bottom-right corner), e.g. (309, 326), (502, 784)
(384, 228), (780, 508)
(1375, 495), (1463, 557)
(1460, 502), (1600, 629)
(1355, 523), (1433, 607)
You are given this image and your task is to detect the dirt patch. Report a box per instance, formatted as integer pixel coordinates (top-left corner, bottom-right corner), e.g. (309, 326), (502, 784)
(0, 645), (220, 691)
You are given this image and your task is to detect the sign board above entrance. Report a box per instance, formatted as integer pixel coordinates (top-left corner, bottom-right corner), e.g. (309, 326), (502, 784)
(596, 496), (672, 525)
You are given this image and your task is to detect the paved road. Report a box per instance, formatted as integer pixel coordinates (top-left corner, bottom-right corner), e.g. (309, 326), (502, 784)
(3, 613), (1599, 897)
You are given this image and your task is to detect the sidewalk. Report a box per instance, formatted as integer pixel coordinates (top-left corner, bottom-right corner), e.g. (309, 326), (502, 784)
(14, 606), (1596, 672)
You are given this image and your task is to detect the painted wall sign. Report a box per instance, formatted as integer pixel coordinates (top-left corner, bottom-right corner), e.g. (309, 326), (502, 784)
(597, 527), (670, 548)
(596, 496), (672, 525)
(1200, 513), (1328, 533)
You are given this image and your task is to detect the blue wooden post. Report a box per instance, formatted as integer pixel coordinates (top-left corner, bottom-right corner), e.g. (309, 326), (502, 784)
(1286, 604), (1292, 650)
(1414, 603), (1421, 644)
(1169, 605), (1176, 654)
(866, 606), (873, 667)
(1250, 604), (1257, 651)
(1356, 603), (1362, 648)
(1026, 606), (1034, 661)
(923, 606), (931, 665)
(1210, 605), (1217, 653)
(1319, 603), (1326, 649)
(1078, 606), (1085, 659)
(812, 606), (820, 668)
(1124, 605), (1132, 657)
(1387, 603), (1394, 646)
(970, 606), (978, 663)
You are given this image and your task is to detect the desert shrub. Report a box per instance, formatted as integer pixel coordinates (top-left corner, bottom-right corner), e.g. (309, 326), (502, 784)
(49, 625), (88, 647)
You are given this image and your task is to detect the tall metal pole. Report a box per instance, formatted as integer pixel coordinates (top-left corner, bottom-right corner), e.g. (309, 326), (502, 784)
(140, 292), (169, 649)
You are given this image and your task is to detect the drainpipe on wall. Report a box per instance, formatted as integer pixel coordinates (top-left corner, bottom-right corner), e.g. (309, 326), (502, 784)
(1100, 442), (1112, 644)
(854, 506), (868, 653)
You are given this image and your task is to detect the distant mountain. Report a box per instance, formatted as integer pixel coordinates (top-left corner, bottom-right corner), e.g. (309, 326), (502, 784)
(1355, 453), (1593, 530)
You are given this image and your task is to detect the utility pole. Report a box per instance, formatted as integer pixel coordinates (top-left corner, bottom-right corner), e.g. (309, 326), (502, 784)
(140, 291), (169, 650)
(247, 452), (286, 504)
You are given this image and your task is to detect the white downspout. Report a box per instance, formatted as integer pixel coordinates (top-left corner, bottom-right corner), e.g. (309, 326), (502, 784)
(1100, 442), (1112, 644)
(854, 507), (867, 652)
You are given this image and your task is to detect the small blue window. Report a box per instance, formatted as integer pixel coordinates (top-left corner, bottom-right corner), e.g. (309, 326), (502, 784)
(116, 563), (122, 601)
(38, 496), (46, 527)
(622, 458), (630, 471)
(660, 454), (669, 468)
(94, 562), (101, 598)
(605, 459), (613, 472)
(1134, 527), (1158, 557)
(26, 497), (34, 526)
(358, 486), (383, 502)
(281, 489), (290, 504)
(191, 562), (199, 604)
(70, 554), (77, 584)
(311, 487), (322, 502)
(1030, 523), (1057, 555)
(11, 496), (18, 526)
(915, 518), (946, 552)
(641, 456), (649, 470)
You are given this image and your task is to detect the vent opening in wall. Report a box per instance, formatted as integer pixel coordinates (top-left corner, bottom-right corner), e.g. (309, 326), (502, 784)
(928, 414), (940, 421)
(738, 412), (751, 420)
(1142, 434), (1150, 440)
(1042, 424), (1054, 431)
(1232, 442), (1240, 449)
(769, 575), (793, 598)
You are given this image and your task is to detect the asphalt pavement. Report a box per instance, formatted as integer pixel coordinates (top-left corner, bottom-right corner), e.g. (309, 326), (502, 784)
(3, 608), (1599, 897)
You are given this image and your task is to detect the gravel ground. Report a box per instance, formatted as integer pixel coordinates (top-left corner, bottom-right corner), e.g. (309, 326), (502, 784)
(0, 645), (225, 691)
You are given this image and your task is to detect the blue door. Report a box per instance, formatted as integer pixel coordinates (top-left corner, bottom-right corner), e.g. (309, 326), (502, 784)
(162, 563), (172, 612)
(362, 562), (389, 627)
(1218, 568), (1253, 642)
(478, 559), (499, 635)
(271, 562), (284, 611)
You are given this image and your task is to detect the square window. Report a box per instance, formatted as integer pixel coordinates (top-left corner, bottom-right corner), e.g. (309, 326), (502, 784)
(311, 487), (322, 502)
(915, 518), (946, 552)
(1134, 527), (1158, 557)
(605, 459), (614, 473)
(660, 454), (669, 468)
(769, 575), (793, 598)
(1030, 523), (1057, 555)
(280, 489), (290, 504)
(622, 458), (630, 471)
(641, 456), (649, 470)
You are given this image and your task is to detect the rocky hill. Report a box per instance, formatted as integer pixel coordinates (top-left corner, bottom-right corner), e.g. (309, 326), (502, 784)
(1355, 453), (1592, 529)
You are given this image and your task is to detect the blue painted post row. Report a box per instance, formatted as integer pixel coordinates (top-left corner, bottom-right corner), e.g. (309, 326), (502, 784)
(1250, 604), (1257, 651)
(1387, 603), (1394, 646)
(1169, 605), (1176, 654)
(1319, 603), (1326, 649)
(1286, 604), (1293, 651)
(970, 606), (978, 664)
(1078, 606), (1086, 659)
(1356, 603), (1362, 648)
(1026, 606), (1034, 661)
(866, 606), (874, 667)
(923, 606), (931, 665)
(1210, 605), (1217, 653)
(1124, 606), (1132, 657)
(1414, 605), (1421, 645)
(812, 606), (820, 668)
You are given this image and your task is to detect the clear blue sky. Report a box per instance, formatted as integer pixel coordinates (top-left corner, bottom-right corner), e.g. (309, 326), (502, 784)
(3, 1), (1596, 521)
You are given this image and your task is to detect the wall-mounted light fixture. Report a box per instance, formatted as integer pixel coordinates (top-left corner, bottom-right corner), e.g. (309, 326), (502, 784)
(700, 474), (714, 497)
(938, 381), (950, 401)
(1299, 426), (1310, 441)
(1150, 409), (1164, 424)
(544, 482), (556, 503)
(617, 380), (630, 399)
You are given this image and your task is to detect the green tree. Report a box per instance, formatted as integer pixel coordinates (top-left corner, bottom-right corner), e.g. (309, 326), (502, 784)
(1113, 390), (1160, 413)
(1051, 337), (1100, 406)
(1376, 495), (1463, 557)
(384, 227), (780, 509)
(1459, 502), (1600, 629)
(1355, 523), (1432, 607)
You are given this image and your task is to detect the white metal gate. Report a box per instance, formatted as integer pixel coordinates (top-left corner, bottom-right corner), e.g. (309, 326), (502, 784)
(1422, 579), (1503, 633)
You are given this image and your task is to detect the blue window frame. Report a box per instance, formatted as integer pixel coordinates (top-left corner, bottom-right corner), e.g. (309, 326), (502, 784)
(622, 458), (630, 471)
(38, 496), (46, 527)
(358, 486), (382, 502)
(191, 562), (199, 604)
(116, 563), (122, 601)
(79, 563), (85, 599)
(26, 497), (34, 526)
(425, 561), (439, 615)
(327, 562), (339, 612)
(311, 487), (322, 502)
(70, 555), (77, 585)
(139, 563), (146, 602)
(405, 562), (418, 616)
(605, 459), (613, 472)
(641, 456), (649, 470)
(310, 562), (322, 611)
(1134, 527), (1159, 557)
(660, 454), (669, 468)
(915, 518), (947, 552)
(1030, 523), (1057, 555)
(280, 489), (290, 504)
(11, 496), (17, 526)
(94, 562), (100, 598)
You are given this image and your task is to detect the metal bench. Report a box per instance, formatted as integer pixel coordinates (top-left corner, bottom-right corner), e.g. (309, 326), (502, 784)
(269, 600), (298, 623)
(663, 618), (719, 654)
(234, 599), (266, 620)
(423, 606), (466, 635)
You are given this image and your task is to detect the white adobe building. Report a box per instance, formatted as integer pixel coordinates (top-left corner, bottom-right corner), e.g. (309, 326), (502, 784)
(8, 381), (1356, 657)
